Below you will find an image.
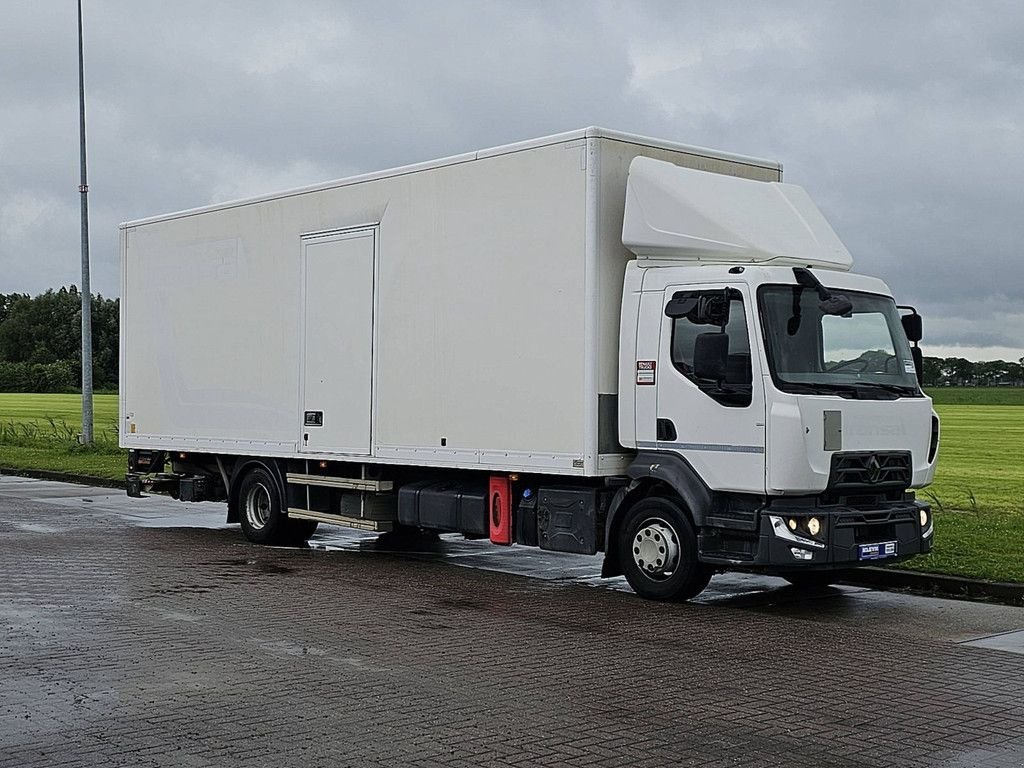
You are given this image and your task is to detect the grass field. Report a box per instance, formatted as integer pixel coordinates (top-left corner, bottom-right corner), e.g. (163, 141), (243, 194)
(923, 404), (1023, 513)
(0, 393), (119, 434)
(926, 387), (1024, 406)
(1, 389), (1022, 581)
(904, 388), (1024, 582)
(0, 393), (123, 480)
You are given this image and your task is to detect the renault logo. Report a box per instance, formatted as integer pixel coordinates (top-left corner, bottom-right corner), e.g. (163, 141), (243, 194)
(865, 456), (883, 484)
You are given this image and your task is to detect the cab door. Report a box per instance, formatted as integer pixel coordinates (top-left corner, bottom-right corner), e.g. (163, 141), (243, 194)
(641, 282), (766, 494)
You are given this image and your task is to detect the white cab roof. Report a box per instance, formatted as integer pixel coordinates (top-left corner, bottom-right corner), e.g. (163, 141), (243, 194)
(622, 156), (852, 271)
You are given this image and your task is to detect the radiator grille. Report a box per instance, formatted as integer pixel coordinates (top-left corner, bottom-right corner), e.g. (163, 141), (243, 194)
(828, 451), (911, 492)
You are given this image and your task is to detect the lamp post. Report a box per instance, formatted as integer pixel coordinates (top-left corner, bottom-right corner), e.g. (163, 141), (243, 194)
(78, 0), (94, 444)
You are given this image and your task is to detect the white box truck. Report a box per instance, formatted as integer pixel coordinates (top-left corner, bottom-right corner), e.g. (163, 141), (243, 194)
(120, 128), (938, 600)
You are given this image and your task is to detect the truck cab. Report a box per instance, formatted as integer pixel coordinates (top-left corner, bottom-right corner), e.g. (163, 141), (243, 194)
(605, 157), (938, 599)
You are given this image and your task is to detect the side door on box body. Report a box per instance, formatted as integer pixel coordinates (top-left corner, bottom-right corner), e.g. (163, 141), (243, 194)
(299, 227), (376, 455)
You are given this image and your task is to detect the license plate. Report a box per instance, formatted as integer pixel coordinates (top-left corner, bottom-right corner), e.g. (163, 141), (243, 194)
(858, 541), (898, 560)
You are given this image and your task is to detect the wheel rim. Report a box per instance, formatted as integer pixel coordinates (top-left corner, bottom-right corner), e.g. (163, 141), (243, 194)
(244, 482), (272, 531)
(632, 517), (680, 581)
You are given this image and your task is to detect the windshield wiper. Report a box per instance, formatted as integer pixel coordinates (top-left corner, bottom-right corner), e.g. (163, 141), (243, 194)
(850, 382), (920, 397)
(781, 382), (861, 398)
(783, 381), (919, 399)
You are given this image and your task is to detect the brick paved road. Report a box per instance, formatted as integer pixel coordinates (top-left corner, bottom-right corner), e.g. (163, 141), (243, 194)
(2, 477), (1023, 767)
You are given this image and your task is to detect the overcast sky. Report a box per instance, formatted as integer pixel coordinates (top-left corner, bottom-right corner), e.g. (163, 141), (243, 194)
(1, 0), (1021, 361)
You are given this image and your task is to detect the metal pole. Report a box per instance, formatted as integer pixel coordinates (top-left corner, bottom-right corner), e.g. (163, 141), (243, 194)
(78, 0), (94, 444)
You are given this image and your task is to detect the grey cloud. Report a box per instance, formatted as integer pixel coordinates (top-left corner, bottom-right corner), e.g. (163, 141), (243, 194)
(618, 0), (1024, 355)
(2, 1), (655, 296)
(1, 0), (1022, 359)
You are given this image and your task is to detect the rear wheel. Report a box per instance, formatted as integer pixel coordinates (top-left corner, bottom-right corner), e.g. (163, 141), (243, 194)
(618, 497), (711, 601)
(237, 464), (314, 545)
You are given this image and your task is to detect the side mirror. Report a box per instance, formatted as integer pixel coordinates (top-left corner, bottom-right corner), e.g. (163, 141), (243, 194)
(697, 293), (730, 326)
(665, 295), (698, 319)
(901, 312), (922, 343)
(666, 290), (731, 326)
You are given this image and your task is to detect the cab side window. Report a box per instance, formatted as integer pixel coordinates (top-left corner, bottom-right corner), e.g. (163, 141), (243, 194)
(668, 289), (752, 408)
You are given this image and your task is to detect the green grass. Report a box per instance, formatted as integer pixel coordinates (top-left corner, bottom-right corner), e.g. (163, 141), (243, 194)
(926, 387), (1024, 406)
(902, 394), (1024, 582)
(0, 392), (119, 429)
(900, 510), (1024, 583)
(924, 404), (1024, 513)
(0, 393), (124, 480)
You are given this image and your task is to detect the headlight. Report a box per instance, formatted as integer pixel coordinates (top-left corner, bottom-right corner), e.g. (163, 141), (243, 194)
(920, 509), (929, 527)
(808, 517), (821, 537)
(788, 518), (798, 531)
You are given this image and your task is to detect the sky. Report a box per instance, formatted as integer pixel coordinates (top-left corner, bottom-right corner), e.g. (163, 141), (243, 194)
(1, 0), (1022, 362)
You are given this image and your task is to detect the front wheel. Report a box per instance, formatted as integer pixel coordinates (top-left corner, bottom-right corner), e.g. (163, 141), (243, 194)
(618, 497), (711, 601)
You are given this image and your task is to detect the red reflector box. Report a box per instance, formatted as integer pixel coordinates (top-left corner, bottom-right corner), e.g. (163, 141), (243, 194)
(488, 476), (512, 545)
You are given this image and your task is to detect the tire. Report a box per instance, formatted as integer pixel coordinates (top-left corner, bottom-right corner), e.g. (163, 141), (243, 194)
(782, 571), (844, 589)
(618, 497), (711, 601)
(236, 464), (292, 545)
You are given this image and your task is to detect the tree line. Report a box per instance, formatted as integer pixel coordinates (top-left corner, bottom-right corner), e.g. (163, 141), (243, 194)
(0, 287), (118, 392)
(0, 286), (1021, 392)
(921, 356), (1024, 387)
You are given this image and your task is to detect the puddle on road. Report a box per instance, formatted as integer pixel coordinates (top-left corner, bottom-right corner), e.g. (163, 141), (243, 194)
(960, 628), (1024, 656)
(248, 637), (329, 659)
(148, 584), (215, 596)
(203, 557), (297, 576)
(161, 611), (201, 623)
(116, 500), (232, 529)
(13, 522), (66, 534)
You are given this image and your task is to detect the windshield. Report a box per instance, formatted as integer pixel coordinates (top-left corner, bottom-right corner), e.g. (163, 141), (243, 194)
(758, 285), (921, 398)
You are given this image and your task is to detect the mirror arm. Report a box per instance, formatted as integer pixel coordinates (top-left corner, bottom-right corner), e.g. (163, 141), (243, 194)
(898, 306), (924, 384)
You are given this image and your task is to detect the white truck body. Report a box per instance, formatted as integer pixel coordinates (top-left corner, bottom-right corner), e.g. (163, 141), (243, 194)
(120, 129), (779, 477)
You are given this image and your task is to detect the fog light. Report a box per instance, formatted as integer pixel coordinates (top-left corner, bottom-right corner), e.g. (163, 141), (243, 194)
(788, 518), (798, 531)
(790, 547), (813, 560)
(920, 509), (928, 527)
(808, 517), (821, 537)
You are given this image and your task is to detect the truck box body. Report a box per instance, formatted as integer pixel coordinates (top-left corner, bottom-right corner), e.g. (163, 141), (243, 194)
(120, 129), (780, 476)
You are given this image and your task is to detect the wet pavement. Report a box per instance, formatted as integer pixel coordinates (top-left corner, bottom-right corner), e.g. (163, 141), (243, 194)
(1, 474), (1023, 767)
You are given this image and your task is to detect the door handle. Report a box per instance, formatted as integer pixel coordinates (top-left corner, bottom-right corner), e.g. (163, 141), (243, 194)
(657, 418), (677, 442)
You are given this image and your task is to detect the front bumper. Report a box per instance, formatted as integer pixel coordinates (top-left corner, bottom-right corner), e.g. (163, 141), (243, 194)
(755, 498), (933, 571)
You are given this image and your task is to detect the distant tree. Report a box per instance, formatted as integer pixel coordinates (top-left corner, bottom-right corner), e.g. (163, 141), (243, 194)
(91, 294), (119, 390)
(0, 294), (16, 323)
(977, 360), (1009, 386)
(0, 286), (119, 392)
(921, 357), (943, 387)
(942, 357), (976, 386)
